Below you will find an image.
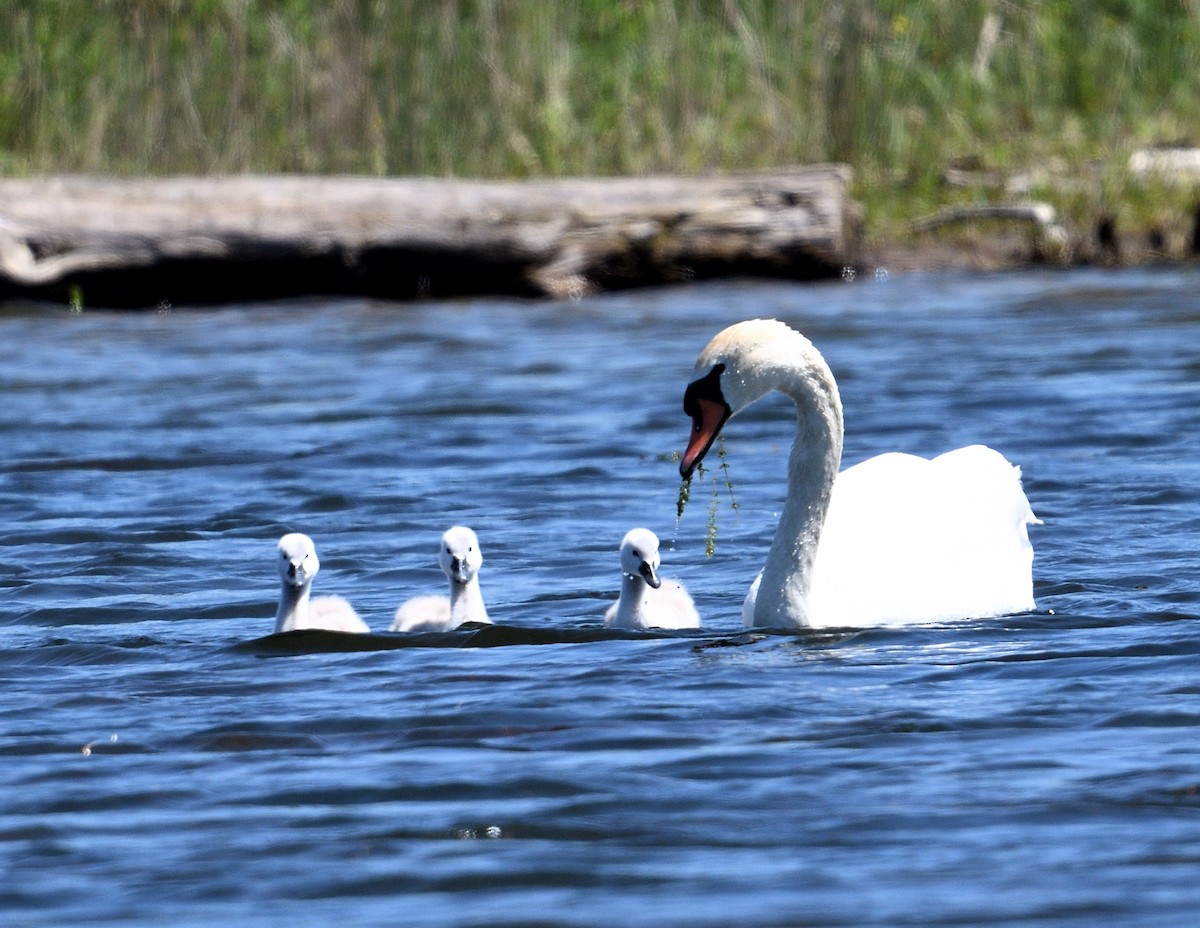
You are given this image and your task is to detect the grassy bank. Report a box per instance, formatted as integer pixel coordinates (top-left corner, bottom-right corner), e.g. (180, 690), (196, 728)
(3, 2), (1199, 251)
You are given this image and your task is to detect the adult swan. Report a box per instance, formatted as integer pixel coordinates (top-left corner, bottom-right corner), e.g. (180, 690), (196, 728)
(680, 318), (1039, 629)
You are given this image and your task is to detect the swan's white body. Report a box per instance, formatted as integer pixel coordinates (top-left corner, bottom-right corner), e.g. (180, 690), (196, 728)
(605, 528), (701, 630)
(274, 533), (370, 634)
(392, 526), (492, 632)
(680, 319), (1039, 629)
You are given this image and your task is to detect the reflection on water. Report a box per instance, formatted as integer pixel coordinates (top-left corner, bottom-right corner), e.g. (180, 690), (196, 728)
(3, 269), (1200, 926)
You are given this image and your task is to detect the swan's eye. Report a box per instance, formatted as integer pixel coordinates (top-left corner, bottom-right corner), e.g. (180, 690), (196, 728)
(631, 549), (640, 559)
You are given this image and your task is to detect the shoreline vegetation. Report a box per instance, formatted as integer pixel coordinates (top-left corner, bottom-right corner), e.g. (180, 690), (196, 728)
(3, 2), (1200, 302)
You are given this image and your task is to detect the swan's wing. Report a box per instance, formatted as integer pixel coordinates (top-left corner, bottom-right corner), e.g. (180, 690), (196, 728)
(641, 579), (701, 629)
(808, 446), (1037, 626)
(310, 595), (370, 633)
(926, 445), (1039, 614)
(742, 571), (763, 628)
(608, 581), (701, 630)
(391, 594), (452, 632)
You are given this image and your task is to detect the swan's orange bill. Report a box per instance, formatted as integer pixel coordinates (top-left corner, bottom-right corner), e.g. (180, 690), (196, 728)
(681, 364), (730, 479)
(681, 396), (728, 479)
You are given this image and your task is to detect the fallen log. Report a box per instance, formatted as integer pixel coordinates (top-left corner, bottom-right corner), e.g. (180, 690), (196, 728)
(911, 201), (1061, 235)
(0, 168), (858, 307)
(1128, 147), (1200, 183)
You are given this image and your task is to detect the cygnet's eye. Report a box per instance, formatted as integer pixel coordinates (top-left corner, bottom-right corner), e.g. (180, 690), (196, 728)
(631, 549), (640, 559)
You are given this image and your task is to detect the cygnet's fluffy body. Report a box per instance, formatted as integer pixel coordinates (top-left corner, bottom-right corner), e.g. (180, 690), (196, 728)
(605, 528), (700, 630)
(392, 526), (492, 632)
(274, 533), (369, 634)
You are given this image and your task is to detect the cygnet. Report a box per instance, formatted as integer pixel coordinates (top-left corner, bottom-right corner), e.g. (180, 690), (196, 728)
(392, 526), (491, 632)
(604, 528), (700, 630)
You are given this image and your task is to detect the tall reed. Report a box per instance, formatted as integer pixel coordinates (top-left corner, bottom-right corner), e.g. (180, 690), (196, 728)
(1, 1), (1197, 191)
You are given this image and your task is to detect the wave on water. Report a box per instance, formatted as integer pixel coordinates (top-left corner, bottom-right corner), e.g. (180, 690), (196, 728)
(231, 622), (720, 656)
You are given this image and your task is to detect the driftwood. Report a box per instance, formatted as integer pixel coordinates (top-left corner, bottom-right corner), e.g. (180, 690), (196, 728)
(1128, 147), (1200, 182)
(911, 201), (1068, 257)
(0, 168), (858, 307)
(911, 201), (1061, 235)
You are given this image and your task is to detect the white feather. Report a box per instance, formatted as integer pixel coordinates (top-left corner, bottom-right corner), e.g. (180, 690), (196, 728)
(605, 528), (701, 630)
(274, 533), (369, 634)
(392, 526), (492, 632)
(683, 319), (1039, 629)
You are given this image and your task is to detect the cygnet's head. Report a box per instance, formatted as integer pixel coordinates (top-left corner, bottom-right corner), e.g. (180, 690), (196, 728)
(278, 532), (320, 588)
(439, 526), (483, 585)
(619, 528), (662, 589)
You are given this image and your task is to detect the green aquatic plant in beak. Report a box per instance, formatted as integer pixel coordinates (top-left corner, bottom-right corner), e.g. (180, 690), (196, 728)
(703, 438), (739, 556)
(676, 437), (738, 557)
(676, 463), (697, 521)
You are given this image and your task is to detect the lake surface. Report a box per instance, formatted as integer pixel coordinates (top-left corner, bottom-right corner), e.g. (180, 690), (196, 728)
(2, 269), (1200, 926)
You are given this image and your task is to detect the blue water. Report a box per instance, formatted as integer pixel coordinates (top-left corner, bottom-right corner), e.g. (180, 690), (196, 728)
(3, 269), (1200, 926)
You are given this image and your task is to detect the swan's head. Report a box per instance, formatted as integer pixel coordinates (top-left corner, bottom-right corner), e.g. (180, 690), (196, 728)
(439, 526), (483, 585)
(619, 528), (662, 589)
(278, 532), (319, 588)
(681, 318), (839, 478)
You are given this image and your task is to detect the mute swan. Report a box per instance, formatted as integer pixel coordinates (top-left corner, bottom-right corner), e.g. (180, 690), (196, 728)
(274, 533), (370, 634)
(605, 528), (701, 630)
(391, 526), (492, 632)
(680, 318), (1039, 629)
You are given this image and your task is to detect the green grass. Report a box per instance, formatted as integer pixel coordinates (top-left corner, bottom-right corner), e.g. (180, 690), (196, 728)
(3, 1), (1198, 246)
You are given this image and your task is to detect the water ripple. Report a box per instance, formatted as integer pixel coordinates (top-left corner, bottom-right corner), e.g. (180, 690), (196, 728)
(4, 273), (1200, 926)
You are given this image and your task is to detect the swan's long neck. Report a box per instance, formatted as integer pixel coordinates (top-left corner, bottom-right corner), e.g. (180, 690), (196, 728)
(616, 573), (650, 624)
(753, 362), (844, 628)
(275, 581), (311, 633)
(449, 576), (489, 625)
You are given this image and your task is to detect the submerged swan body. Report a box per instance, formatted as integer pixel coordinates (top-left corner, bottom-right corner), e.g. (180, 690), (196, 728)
(274, 533), (370, 634)
(604, 528), (700, 630)
(680, 318), (1039, 629)
(392, 526), (492, 632)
